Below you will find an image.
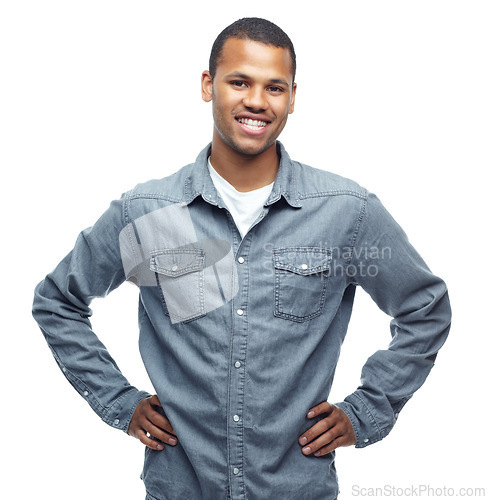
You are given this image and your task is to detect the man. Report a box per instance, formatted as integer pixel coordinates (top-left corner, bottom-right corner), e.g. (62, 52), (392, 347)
(33, 17), (451, 500)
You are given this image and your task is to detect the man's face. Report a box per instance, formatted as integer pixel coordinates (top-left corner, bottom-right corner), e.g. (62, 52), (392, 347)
(202, 37), (296, 157)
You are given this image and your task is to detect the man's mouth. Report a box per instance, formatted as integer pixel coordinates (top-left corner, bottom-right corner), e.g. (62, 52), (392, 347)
(236, 117), (269, 131)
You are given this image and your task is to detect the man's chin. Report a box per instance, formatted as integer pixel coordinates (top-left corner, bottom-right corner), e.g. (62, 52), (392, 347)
(227, 138), (277, 158)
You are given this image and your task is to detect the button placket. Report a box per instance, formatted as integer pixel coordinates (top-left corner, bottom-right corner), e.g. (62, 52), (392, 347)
(228, 244), (251, 496)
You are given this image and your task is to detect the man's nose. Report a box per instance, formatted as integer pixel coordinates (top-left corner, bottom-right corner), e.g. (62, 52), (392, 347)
(242, 87), (268, 112)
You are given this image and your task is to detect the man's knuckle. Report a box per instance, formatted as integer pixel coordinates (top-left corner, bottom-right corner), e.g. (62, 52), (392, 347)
(318, 402), (328, 413)
(137, 429), (148, 440)
(328, 428), (338, 440)
(304, 430), (315, 442)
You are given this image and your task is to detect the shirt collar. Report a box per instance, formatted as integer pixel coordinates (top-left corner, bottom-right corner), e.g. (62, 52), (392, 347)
(183, 142), (302, 209)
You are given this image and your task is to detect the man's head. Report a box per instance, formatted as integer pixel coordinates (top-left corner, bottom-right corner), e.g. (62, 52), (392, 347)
(209, 17), (296, 83)
(202, 18), (297, 159)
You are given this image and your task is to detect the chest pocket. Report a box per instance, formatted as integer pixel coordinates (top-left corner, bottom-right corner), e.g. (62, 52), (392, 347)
(273, 247), (331, 322)
(150, 247), (205, 324)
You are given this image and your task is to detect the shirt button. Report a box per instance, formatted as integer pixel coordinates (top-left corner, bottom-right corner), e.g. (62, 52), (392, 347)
(234, 361), (242, 368)
(236, 309), (244, 316)
(114, 419), (120, 426)
(233, 468), (239, 475)
(237, 257), (245, 264)
(301, 264), (308, 270)
(363, 438), (370, 444)
(171, 265), (178, 272)
(83, 391), (89, 397)
(233, 414), (240, 422)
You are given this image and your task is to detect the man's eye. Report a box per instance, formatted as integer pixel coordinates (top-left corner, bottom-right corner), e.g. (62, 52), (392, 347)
(268, 86), (284, 93)
(231, 81), (247, 88)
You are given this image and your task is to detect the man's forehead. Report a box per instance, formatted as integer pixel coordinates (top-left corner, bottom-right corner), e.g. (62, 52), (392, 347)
(217, 37), (294, 80)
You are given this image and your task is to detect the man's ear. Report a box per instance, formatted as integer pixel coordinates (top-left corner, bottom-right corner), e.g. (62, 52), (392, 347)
(289, 82), (297, 114)
(201, 70), (213, 102)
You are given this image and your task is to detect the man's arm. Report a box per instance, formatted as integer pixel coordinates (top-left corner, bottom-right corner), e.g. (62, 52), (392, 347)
(33, 198), (153, 436)
(299, 191), (451, 454)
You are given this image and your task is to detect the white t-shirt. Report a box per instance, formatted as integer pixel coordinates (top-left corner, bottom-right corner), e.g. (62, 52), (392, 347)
(208, 159), (274, 237)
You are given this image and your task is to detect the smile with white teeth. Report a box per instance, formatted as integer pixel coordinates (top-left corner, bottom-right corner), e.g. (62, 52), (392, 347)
(236, 117), (269, 130)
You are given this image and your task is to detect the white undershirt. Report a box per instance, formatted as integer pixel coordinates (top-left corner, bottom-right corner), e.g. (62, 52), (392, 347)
(208, 159), (274, 237)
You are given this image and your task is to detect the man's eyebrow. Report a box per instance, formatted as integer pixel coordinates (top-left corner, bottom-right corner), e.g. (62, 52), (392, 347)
(225, 72), (290, 88)
(225, 72), (252, 80)
(269, 78), (290, 88)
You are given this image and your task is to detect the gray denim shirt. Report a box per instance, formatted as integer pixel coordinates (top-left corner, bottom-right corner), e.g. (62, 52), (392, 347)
(33, 142), (451, 499)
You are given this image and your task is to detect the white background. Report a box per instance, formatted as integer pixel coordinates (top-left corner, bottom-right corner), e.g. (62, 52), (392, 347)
(1, 1), (485, 498)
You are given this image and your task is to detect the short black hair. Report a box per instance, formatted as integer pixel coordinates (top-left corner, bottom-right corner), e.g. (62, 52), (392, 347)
(209, 17), (296, 82)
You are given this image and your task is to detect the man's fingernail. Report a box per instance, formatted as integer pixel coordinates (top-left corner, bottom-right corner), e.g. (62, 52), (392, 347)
(303, 446), (312, 455)
(168, 437), (177, 445)
(314, 451), (321, 457)
(299, 437), (307, 445)
(156, 444), (164, 450)
(307, 411), (315, 418)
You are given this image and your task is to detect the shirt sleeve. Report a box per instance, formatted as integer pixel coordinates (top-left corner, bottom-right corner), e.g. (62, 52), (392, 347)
(335, 191), (451, 448)
(32, 197), (150, 433)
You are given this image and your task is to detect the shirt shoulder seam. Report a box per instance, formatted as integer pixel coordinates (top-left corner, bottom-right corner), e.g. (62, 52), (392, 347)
(299, 189), (367, 201)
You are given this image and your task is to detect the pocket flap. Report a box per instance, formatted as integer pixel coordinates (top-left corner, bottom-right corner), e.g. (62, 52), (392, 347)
(150, 248), (205, 277)
(273, 247), (331, 275)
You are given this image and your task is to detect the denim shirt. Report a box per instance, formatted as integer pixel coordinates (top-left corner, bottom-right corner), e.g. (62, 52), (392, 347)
(33, 142), (451, 500)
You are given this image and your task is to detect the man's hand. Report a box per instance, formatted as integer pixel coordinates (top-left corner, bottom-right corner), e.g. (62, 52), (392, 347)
(128, 395), (178, 451)
(299, 401), (356, 456)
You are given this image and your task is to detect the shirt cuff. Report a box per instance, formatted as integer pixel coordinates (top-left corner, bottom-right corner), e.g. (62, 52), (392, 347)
(102, 389), (152, 433)
(335, 392), (391, 448)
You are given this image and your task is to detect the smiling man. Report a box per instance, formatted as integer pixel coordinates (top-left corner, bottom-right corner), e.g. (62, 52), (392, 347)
(202, 35), (296, 189)
(33, 18), (451, 500)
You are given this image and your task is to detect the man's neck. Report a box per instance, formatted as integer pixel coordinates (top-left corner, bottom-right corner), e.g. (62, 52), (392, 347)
(209, 139), (279, 193)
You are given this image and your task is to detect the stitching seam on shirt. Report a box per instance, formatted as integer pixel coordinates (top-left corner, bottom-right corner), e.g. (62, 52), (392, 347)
(122, 195), (141, 284)
(122, 191), (131, 225)
(125, 193), (184, 203)
(300, 189), (367, 200)
(346, 193), (368, 284)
